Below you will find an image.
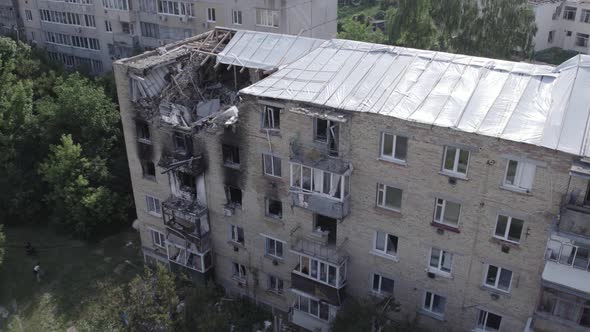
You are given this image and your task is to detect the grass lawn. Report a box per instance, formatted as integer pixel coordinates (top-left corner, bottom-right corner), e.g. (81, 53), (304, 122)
(0, 226), (142, 331)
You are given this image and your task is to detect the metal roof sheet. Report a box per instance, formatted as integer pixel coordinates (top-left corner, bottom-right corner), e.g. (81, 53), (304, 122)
(241, 38), (590, 158)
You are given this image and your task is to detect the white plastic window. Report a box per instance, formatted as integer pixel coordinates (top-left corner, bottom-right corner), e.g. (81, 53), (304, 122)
(146, 195), (161, 216)
(484, 265), (513, 292)
(494, 215), (524, 243)
(503, 160), (536, 192)
(442, 146), (469, 176)
(380, 133), (408, 162)
(429, 248), (453, 274)
(423, 291), (446, 316)
(433, 198), (461, 227)
(374, 231), (398, 257)
(376, 183), (402, 211)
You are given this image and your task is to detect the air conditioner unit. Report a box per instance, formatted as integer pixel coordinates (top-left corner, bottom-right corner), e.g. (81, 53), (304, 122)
(179, 16), (186, 23)
(427, 272), (435, 279)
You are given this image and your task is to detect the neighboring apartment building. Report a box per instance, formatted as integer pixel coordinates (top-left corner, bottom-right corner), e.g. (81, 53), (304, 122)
(533, 0), (590, 53)
(13, 0), (335, 74)
(114, 28), (590, 332)
(0, 0), (20, 35)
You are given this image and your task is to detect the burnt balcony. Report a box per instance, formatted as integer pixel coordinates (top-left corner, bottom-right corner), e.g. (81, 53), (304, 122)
(290, 239), (348, 306)
(162, 196), (209, 251)
(159, 151), (205, 176)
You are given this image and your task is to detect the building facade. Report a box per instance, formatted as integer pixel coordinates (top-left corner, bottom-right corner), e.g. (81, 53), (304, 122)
(533, 0), (590, 54)
(114, 28), (590, 332)
(11, 0), (335, 74)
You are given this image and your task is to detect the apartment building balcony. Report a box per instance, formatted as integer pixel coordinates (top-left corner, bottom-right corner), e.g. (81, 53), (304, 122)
(289, 158), (352, 219)
(290, 238), (348, 306)
(165, 230), (212, 275)
(162, 195), (209, 248)
(158, 149), (205, 177)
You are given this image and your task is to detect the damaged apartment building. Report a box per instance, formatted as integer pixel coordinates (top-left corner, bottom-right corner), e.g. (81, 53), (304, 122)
(114, 27), (590, 332)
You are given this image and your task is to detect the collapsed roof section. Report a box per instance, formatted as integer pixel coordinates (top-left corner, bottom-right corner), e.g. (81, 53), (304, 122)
(241, 39), (590, 158)
(124, 28), (242, 132)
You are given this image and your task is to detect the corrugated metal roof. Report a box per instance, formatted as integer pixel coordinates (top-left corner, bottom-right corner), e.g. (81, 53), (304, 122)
(241, 39), (590, 158)
(216, 30), (326, 71)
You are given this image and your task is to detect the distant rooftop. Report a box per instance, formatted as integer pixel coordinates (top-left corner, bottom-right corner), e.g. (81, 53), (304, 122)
(241, 39), (590, 158)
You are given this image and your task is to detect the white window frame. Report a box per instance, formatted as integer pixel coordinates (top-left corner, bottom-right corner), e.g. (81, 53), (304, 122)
(268, 274), (283, 294)
(379, 132), (408, 163)
(433, 198), (461, 228)
(483, 264), (513, 293)
(493, 214), (524, 244)
(564, 6), (577, 20)
(295, 295), (330, 321)
(371, 273), (394, 296)
(256, 8), (279, 28)
(582, 9), (590, 23)
(376, 183), (402, 211)
(146, 195), (161, 216)
(206, 7), (215, 22)
(476, 309), (503, 331)
(232, 9), (242, 25)
(150, 228), (165, 248)
(263, 154), (281, 178)
(422, 291), (446, 318)
(25, 9), (32, 21)
(442, 146), (470, 176)
(373, 231), (398, 258)
(502, 159), (536, 192)
(232, 262), (247, 280)
(290, 163), (348, 201)
(105, 20), (112, 32)
(576, 33), (590, 47)
(230, 225), (244, 245)
(428, 248), (453, 275)
(264, 236), (285, 259)
(294, 254), (345, 287)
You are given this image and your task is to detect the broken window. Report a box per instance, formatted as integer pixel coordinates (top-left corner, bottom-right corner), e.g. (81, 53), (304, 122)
(429, 248), (453, 274)
(433, 198), (461, 228)
(266, 198), (282, 219)
(230, 225), (244, 244)
(442, 146), (469, 176)
(314, 214), (337, 245)
(380, 133), (408, 162)
(484, 264), (513, 292)
(372, 273), (394, 296)
(376, 183), (402, 211)
(141, 160), (156, 179)
(265, 237), (284, 258)
(268, 275), (283, 294)
(494, 215), (524, 243)
(137, 121), (151, 142)
(226, 186), (242, 207)
(503, 159), (535, 192)
(290, 163), (347, 200)
(423, 292), (446, 317)
(232, 262), (247, 280)
(374, 231), (398, 257)
(262, 154), (281, 177)
(262, 105), (280, 130)
(178, 172), (196, 193)
(477, 310), (502, 331)
(173, 132), (187, 153)
(222, 144), (240, 167)
(314, 118), (339, 156)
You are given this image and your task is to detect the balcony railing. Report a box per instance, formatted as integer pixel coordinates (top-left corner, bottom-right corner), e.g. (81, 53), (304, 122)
(546, 239), (590, 272)
(165, 231), (212, 273)
(162, 196), (209, 250)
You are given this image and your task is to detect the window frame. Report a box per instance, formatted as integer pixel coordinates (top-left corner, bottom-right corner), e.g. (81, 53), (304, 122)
(294, 254), (345, 287)
(576, 33), (590, 47)
(265, 198), (282, 219)
(483, 264), (513, 293)
(141, 160), (156, 180)
(428, 248), (453, 275)
(290, 162), (348, 201)
(442, 146), (470, 177)
(226, 185), (242, 207)
(222, 144), (240, 168)
(493, 214), (524, 244)
(268, 274), (283, 294)
(379, 132), (408, 163)
(422, 291), (446, 318)
(373, 231), (398, 258)
(582, 9), (590, 23)
(262, 154), (281, 177)
(25, 9), (33, 21)
(371, 273), (394, 297)
(262, 105), (281, 130)
(502, 159), (536, 192)
(564, 6), (577, 20)
(229, 225), (244, 245)
(476, 309), (503, 331)
(255, 8), (279, 28)
(264, 236), (285, 259)
(146, 195), (161, 216)
(376, 183), (402, 212)
(295, 295), (330, 321)
(433, 198), (461, 228)
(232, 262), (247, 280)
(232, 9), (242, 25)
(150, 228), (165, 248)
(206, 7), (216, 22)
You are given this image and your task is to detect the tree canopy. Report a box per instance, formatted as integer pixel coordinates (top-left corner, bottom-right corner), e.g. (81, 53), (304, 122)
(0, 36), (132, 239)
(340, 0), (537, 60)
(0, 225), (5, 267)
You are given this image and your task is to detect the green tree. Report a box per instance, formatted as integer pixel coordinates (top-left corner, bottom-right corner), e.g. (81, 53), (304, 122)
(39, 134), (124, 238)
(123, 264), (181, 332)
(338, 18), (388, 44)
(386, 0), (438, 49)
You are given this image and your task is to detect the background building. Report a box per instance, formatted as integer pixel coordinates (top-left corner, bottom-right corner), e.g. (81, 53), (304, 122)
(114, 28), (590, 332)
(533, 0), (590, 54)
(11, 0), (336, 74)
